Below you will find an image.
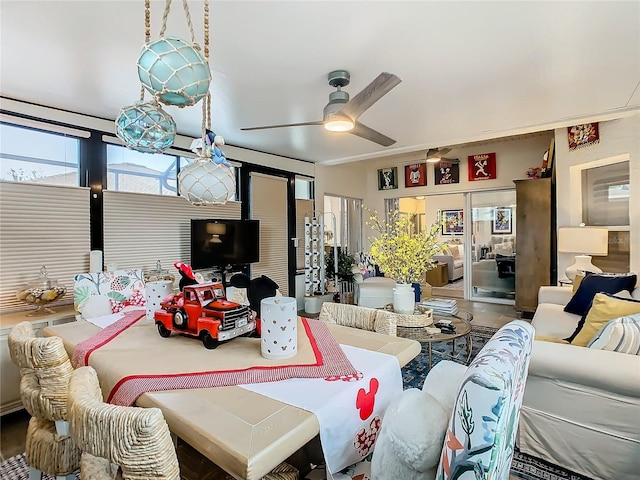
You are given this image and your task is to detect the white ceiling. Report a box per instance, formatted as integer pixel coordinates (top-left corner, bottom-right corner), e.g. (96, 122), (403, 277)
(1, 1), (639, 165)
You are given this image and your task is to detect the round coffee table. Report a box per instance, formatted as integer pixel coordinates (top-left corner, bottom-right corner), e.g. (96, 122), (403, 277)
(397, 310), (473, 369)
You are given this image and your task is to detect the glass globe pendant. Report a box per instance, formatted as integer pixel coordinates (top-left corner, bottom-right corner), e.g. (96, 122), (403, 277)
(137, 36), (211, 108)
(178, 156), (236, 205)
(115, 100), (176, 153)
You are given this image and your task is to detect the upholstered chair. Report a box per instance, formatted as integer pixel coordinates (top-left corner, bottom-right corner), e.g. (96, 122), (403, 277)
(67, 365), (180, 480)
(8, 321), (81, 480)
(318, 302), (397, 336)
(371, 320), (534, 479)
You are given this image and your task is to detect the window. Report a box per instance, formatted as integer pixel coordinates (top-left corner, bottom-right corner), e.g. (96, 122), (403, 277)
(581, 161), (629, 226)
(107, 144), (178, 195)
(0, 123), (80, 185)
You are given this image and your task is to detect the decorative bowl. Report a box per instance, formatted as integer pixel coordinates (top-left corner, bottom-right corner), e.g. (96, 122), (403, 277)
(16, 266), (66, 316)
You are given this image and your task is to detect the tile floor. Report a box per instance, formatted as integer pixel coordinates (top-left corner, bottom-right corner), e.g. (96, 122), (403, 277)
(0, 298), (521, 464)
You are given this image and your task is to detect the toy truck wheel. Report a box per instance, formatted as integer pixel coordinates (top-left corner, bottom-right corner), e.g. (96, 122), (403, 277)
(173, 310), (187, 329)
(201, 331), (219, 350)
(157, 322), (171, 338)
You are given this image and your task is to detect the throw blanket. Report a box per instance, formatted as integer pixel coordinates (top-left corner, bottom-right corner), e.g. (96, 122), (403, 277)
(72, 312), (357, 406)
(241, 345), (403, 478)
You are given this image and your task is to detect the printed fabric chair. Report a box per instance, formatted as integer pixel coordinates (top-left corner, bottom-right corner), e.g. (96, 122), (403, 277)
(67, 365), (180, 480)
(370, 319), (534, 480)
(318, 302), (397, 336)
(8, 321), (81, 480)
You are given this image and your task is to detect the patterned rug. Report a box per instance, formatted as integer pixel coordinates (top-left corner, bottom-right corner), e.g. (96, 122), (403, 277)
(402, 324), (498, 389)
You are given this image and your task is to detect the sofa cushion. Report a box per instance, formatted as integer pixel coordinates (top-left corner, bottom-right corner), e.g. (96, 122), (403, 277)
(532, 303), (582, 339)
(568, 293), (640, 346)
(494, 241), (514, 256)
(588, 313), (640, 355)
(564, 273), (637, 316)
(449, 245), (461, 259)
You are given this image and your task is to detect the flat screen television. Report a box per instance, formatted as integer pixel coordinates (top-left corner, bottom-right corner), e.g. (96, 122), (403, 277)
(191, 219), (260, 269)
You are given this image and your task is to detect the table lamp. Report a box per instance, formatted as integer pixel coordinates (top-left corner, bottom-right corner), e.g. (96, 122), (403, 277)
(558, 226), (608, 280)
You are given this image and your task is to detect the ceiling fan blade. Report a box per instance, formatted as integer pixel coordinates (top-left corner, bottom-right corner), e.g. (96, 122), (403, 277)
(339, 72), (402, 120)
(426, 147), (452, 159)
(241, 120), (323, 131)
(349, 121), (396, 147)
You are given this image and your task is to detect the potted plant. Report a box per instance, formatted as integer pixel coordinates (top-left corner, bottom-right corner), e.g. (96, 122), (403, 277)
(325, 247), (356, 303)
(366, 209), (445, 314)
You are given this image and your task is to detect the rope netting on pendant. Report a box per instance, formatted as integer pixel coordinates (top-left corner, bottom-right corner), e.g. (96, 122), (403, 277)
(137, 0), (211, 107)
(115, 0), (176, 153)
(178, 0), (235, 205)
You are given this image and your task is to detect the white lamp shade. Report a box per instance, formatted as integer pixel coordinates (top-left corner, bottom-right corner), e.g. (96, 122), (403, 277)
(558, 226), (608, 280)
(558, 227), (608, 255)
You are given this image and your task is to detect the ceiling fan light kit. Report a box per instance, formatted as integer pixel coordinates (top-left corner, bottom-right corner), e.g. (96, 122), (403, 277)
(425, 147), (452, 162)
(242, 69), (402, 146)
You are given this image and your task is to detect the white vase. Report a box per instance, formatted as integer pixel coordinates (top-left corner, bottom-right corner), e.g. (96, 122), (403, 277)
(393, 283), (415, 314)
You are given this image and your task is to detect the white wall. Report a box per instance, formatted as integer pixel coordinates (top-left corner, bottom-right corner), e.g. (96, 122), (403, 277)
(554, 114), (640, 277)
(316, 132), (552, 249)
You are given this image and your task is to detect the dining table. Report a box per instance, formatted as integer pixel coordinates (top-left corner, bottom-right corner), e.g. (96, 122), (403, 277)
(44, 315), (421, 480)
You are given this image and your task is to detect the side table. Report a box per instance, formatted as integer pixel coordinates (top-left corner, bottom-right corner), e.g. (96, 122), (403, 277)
(426, 263), (448, 287)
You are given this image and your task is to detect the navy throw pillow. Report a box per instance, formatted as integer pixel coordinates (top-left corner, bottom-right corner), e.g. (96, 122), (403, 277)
(564, 273), (637, 316)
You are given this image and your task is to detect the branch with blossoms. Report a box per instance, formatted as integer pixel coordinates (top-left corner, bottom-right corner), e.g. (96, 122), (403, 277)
(365, 207), (447, 284)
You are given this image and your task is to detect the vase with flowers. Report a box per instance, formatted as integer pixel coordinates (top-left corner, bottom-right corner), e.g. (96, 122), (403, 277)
(366, 208), (445, 314)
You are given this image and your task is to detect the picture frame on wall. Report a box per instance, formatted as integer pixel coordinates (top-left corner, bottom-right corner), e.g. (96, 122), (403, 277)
(378, 167), (398, 190)
(441, 209), (464, 235)
(434, 159), (460, 185)
(468, 152), (497, 181)
(492, 207), (512, 234)
(404, 163), (427, 187)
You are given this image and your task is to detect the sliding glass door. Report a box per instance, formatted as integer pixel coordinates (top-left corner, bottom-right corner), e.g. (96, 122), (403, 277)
(469, 190), (516, 304)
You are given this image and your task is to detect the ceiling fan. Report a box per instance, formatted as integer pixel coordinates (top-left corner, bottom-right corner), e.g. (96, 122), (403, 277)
(241, 70), (402, 146)
(425, 147), (452, 162)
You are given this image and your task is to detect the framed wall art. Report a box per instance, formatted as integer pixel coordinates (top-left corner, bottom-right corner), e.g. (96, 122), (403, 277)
(492, 207), (512, 234)
(378, 167), (398, 190)
(468, 152), (497, 181)
(567, 123), (599, 151)
(435, 159), (459, 185)
(404, 163), (427, 187)
(441, 209), (464, 235)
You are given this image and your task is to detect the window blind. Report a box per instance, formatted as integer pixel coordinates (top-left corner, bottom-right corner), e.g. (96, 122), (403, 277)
(582, 161), (630, 226)
(0, 182), (90, 312)
(103, 191), (241, 276)
(250, 173), (289, 296)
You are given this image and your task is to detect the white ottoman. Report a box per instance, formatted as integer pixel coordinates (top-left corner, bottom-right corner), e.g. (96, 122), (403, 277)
(357, 277), (395, 308)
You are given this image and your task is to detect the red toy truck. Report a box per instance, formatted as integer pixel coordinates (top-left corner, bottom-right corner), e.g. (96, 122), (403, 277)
(154, 282), (255, 349)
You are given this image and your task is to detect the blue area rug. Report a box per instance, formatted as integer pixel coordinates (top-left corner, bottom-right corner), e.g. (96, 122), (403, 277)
(402, 324), (498, 389)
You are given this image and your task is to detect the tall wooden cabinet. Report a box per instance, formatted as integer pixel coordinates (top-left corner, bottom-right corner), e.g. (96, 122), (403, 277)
(514, 178), (555, 314)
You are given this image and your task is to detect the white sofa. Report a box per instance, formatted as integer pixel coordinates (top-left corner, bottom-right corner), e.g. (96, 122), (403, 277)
(518, 285), (640, 480)
(433, 244), (464, 282)
(354, 276), (395, 309)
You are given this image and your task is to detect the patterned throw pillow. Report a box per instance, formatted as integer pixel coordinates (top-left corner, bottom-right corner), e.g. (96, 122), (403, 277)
(74, 269), (145, 315)
(567, 293), (640, 346)
(588, 314), (640, 355)
(563, 273), (637, 316)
